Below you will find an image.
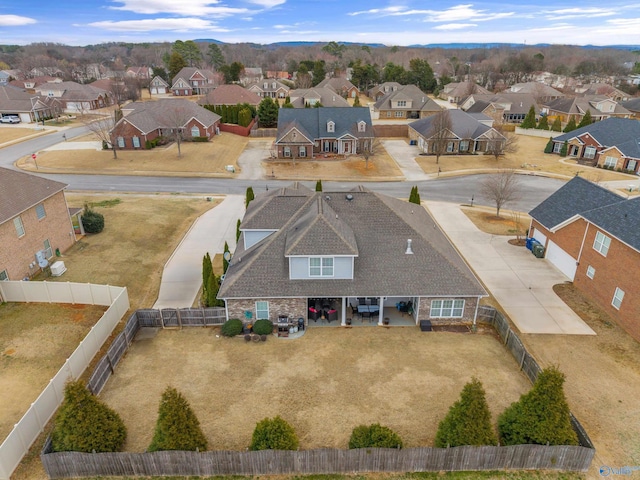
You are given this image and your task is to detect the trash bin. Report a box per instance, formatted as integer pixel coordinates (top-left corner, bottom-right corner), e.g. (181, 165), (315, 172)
(532, 244), (545, 258)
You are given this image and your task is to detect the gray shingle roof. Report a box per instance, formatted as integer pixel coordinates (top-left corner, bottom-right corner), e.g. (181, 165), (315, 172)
(374, 85), (442, 113)
(276, 107), (373, 143)
(621, 98), (640, 113)
(464, 93), (538, 115)
(288, 88), (350, 108)
(219, 186), (487, 299)
(199, 84), (261, 106)
(0, 167), (67, 224)
(34, 81), (108, 101)
(115, 99), (221, 134)
(581, 197), (640, 251)
(528, 176), (623, 229)
(552, 117), (640, 159)
(409, 109), (492, 139)
(546, 95), (630, 118)
(0, 85), (51, 113)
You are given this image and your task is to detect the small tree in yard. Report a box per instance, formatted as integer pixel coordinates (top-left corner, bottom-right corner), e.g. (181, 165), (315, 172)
(315, 179), (323, 191)
(245, 186), (255, 208)
(485, 126), (518, 161)
(520, 105), (537, 129)
(250, 416), (299, 451)
(349, 424), (403, 449)
(222, 241), (230, 273)
(498, 366), (578, 446)
(81, 204), (105, 233)
(577, 110), (593, 129)
(551, 117), (562, 132)
(536, 115), (549, 130)
(563, 117), (577, 133)
(435, 378), (497, 447)
(206, 270), (223, 307)
(409, 185), (421, 204)
(353, 95), (361, 106)
(428, 109), (452, 164)
(52, 380), (126, 453)
(202, 252), (212, 302)
(236, 219), (241, 242)
(560, 140), (568, 157)
(544, 137), (554, 154)
(149, 386), (208, 452)
(480, 169), (521, 218)
(258, 97), (278, 128)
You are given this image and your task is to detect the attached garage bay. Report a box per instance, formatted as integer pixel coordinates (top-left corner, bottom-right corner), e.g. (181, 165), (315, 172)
(545, 240), (577, 280)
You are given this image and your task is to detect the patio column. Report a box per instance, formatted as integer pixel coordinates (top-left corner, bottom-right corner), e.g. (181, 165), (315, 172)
(377, 296), (384, 325)
(341, 297), (347, 326)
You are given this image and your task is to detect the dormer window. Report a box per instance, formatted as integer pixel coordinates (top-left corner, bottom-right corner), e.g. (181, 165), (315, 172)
(358, 121), (366, 132)
(272, 82), (276, 88)
(327, 121), (335, 133)
(263, 82), (268, 89)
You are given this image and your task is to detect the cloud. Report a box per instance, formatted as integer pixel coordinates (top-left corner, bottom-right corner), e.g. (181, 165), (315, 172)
(86, 17), (229, 31)
(0, 14), (37, 26)
(348, 6), (408, 16)
(109, 0), (248, 16)
(273, 21), (316, 30)
(434, 23), (477, 30)
(246, 0), (286, 6)
(542, 7), (616, 19)
(349, 3), (514, 23)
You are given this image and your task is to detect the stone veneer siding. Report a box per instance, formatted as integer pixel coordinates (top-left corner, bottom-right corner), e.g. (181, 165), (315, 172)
(226, 298), (307, 325)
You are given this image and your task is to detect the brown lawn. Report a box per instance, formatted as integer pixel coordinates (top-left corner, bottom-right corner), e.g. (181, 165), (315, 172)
(0, 127), (49, 144)
(462, 206), (531, 238)
(99, 327), (531, 453)
(16, 132), (248, 177)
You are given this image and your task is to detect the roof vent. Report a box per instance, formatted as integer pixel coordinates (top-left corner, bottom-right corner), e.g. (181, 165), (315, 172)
(325, 195), (331, 200)
(346, 194), (354, 201)
(405, 239), (414, 255)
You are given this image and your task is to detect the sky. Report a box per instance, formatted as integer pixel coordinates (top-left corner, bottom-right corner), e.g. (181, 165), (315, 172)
(1, 0), (640, 47)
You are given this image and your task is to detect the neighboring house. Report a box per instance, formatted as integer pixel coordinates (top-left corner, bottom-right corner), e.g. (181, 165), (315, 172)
(171, 67), (217, 96)
(246, 79), (290, 99)
(198, 84), (261, 107)
(508, 82), (564, 103)
(574, 83), (629, 102)
(368, 82), (402, 101)
(288, 88), (350, 108)
(543, 95), (631, 124)
(275, 107), (374, 158)
(460, 92), (538, 124)
(126, 66), (153, 79)
(218, 183), (487, 326)
(0, 168), (77, 281)
(620, 98), (640, 119)
(33, 81), (110, 112)
(374, 85), (442, 120)
(9, 76), (61, 93)
(549, 117), (640, 173)
(111, 99), (221, 150)
(240, 67), (264, 86)
(439, 81), (491, 104)
(266, 70), (290, 80)
(149, 76), (170, 95)
(528, 176), (640, 341)
(408, 109), (505, 155)
(316, 77), (359, 98)
(0, 71), (11, 85)
(0, 85), (62, 123)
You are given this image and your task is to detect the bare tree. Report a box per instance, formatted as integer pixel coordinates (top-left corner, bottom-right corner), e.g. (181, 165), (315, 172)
(164, 105), (192, 158)
(427, 109), (452, 164)
(82, 113), (119, 159)
(480, 169), (522, 217)
(362, 137), (380, 169)
(485, 125), (518, 161)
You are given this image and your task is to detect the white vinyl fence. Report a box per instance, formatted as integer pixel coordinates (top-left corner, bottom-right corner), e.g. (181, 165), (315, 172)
(515, 127), (564, 138)
(0, 281), (130, 480)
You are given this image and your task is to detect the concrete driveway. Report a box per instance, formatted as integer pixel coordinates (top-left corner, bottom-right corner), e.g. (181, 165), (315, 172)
(382, 139), (430, 181)
(237, 139), (272, 180)
(426, 201), (595, 335)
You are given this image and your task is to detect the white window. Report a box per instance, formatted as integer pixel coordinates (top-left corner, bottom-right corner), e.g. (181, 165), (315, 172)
(0, 270), (8, 281)
(117, 136), (125, 148)
(395, 111), (404, 118)
(132, 136), (141, 148)
(43, 239), (53, 259)
(430, 299), (465, 318)
(36, 204), (46, 220)
(553, 142), (562, 153)
(256, 301), (269, 320)
(446, 142), (455, 153)
(386, 112), (392, 118)
(459, 140), (469, 152)
(397, 100), (407, 107)
(612, 287), (625, 310)
(593, 231), (611, 256)
(627, 159), (637, 171)
(604, 156), (617, 168)
(14, 216), (25, 237)
(584, 146), (597, 159)
(309, 257), (333, 277)
(283, 146), (291, 157)
(190, 126), (200, 137)
(324, 141), (330, 152)
(327, 121), (335, 132)
(358, 121), (366, 132)
(299, 146), (306, 158)
(586, 265), (595, 279)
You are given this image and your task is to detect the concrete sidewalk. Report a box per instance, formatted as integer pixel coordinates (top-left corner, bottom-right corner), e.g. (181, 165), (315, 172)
(153, 195), (245, 309)
(426, 201), (595, 335)
(382, 139), (431, 181)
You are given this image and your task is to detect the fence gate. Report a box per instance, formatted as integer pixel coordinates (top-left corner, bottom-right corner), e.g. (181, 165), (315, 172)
(160, 309), (180, 328)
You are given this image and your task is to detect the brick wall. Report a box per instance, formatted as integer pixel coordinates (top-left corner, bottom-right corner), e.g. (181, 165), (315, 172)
(226, 298), (307, 323)
(418, 296), (479, 323)
(0, 191), (75, 280)
(530, 218), (588, 259)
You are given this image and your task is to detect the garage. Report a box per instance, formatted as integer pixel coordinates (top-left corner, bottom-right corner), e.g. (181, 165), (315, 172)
(150, 86), (166, 95)
(531, 228), (547, 245)
(545, 240), (577, 280)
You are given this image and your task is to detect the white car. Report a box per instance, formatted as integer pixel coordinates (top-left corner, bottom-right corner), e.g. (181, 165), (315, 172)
(0, 116), (20, 124)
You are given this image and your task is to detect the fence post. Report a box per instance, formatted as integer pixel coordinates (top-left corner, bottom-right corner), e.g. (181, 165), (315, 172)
(503, 327), (510, 345)
(177, 309), (182, 329)
(520, 350), (526, 370)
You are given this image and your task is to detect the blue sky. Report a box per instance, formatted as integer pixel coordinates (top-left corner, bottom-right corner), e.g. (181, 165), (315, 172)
(1, 0), (639, 46)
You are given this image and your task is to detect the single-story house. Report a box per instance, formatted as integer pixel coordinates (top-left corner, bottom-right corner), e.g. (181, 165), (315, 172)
(529, 176), (640, 341)
(246, 79), (290, 99)
(573, 83), (629, 102)
(171, 67), (217, 96)
(316, 77), (359, 98)
(218, 183), (487, 327)
(274, 107), (374, 158)
(111, 99), (221, 150)
(460, 92), (539, 124)
(126, 66), (153, 80)
(0, 168), (78, 281)
(287, 88), (351, 108)
(620, 98), (640, 120)
(149, 76), (170, 95)
(0, 85), (62, 123)
(543, 95), (631, 125)
(408, 109), (505, 155)
(198, 84), (261, 108)
(374, 85), (442, 120)
(439, 81), (491, 104)
(33, 81), (110, 112)
(508, 82), (564, 103)
(549, 117), (640, 173)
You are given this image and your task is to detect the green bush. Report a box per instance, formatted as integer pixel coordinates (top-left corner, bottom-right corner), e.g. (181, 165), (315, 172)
(252, 319), (273, 335)
(191, 136), (209, 142)
(51, 380), (126, 453)
(221, 318), (243, 337)
(520, 105), (537, 129)
(563, 118), (577, 133)
(560, 140), (568, 157)
(544, 137), (554, 154)
(348, 423), (403, 449)
(435, 378), (497, 447)
(148, 386), (208, 452)
(81, 204), (105, 233)
(249, 416), (299, 451)
(498, 366), (578, 446)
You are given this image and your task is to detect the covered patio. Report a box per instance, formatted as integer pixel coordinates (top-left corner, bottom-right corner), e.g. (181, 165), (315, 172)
(307, 296), (418, 327)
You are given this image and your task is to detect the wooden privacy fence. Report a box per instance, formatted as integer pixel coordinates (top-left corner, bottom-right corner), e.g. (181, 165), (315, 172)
(41, 442), (595, 478)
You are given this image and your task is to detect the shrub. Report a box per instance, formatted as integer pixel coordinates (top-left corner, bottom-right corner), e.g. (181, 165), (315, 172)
(544, 137), (554, 154)
(349, 423), (403, 449)
(560, 140), (568, 157)
(520, 105), (537, 129)
(51, 380), (126, 453)
(435, 378), (497, 447)
(252, 319), (273, 335)
(250, 416), (299, 450)
(315, 179), (322, 192)
(563, 118), (577, 133)
(81, 204), (105, 233)
(221, 318), (243, 337)
(191, 136), (209, 142)
(245, 186), (255, 208)
(536, 115), (549, 130)
(498, 366), (578, 446)
(551, 117), (562, 132)
(149, 387), (208, 452)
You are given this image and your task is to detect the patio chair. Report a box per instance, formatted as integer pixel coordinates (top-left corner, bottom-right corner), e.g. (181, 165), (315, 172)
(358, 297), (366, 305)
(309, 307), (321, 322)
(370, 298), (378, 306)
(361, 310), (372, 323)
(327, 309), (338, 322)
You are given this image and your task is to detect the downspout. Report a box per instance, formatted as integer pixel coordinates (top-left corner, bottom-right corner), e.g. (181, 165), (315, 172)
(473, 297), (480, 331)
(576, 221), (591, 267)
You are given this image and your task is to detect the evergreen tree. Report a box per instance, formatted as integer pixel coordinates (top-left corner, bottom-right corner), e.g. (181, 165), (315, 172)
(498, 366), (578, 446)
(315, 180), (323, 192)
(223, 241), (230, 273)
(207, 270), (223, 307)
(551, 117), (562, 132)
(250, 416), (299, 451)
(258, 97), (278, 128)
(407, 58), (437, 92)
(311, 60), (326, 87)
(435, 378), (497, 447)
(52, 380), (126, 453)
(544, 137), (554, 154)
(577, 110), (593, 129)
(245, 186), (255, 208)
(202, 252), (212, 301)
(353, 95), (361, 106)
(149, 387), (208, 452)
(236, 219), (242, 242)
(560, 140), (568, 156)
(168, 52), (187, 82)
(207, 43), (225, 70)
(563, 117), (577, 133)
(536, 115), (549, 130)
(520, 106), (537, 129)
(408, 186), (421, 204)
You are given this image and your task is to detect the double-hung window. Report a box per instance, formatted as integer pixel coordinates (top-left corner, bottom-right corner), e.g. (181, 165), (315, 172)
(430, 299), (465, 318)
(255, 301), (269, 319)
(0, 270), (8, 281)
(36, 204), (46, 220)
(604, 156), (617, 168)
(612, 288), (624, 310)
(309, 257), (333, 277)
(593, 231), (611, 256)
(584, 146), (597, 159)
(14, 216), (25, 237)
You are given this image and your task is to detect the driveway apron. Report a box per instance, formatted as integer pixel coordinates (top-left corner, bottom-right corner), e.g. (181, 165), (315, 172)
(382, 139), (431, 181)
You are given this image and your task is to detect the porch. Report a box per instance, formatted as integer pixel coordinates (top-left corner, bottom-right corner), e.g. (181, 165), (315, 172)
(306, 296), (418, 327)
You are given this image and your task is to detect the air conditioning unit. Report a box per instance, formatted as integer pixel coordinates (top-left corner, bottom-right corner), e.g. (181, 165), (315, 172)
(50, 261), (67, 277)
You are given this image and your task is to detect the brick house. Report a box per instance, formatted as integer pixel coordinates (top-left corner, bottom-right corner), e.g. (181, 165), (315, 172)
(316, 77), (359, 98)
(171, 67), (217, 96)
(33, 81), (110, 112)
(218, 184), (487, 327)
(198, 84), (261, 108)
(246, 79), (290, 99)
(373, 84), (442, 120)
(0, 168), (77, 281)
(529, 176), (640, 340)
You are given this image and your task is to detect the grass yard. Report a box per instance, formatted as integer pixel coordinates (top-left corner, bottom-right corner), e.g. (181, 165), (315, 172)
(0, 302), (107, 439)
(461, 206), (531, 238)
(415, 135), (634, 182)
(99, 327), (531, 452)
(0, 126), (48, 144)
(16, 132), (248, 177)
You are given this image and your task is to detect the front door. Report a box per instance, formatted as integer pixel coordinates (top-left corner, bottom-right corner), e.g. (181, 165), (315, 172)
(344, 142), (350, 154)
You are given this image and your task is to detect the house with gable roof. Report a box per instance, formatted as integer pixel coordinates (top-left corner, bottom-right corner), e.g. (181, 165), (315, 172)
(274, 107), (373, 158)
(171, 67), (217, 96)
(218, 183), (487, 327)
(198, 84), (261, 108)
(374, 85), (442, 120)
(149, 76), (170, 95)
(439, 81), (491, 104)
(529, 176), (640, 341)
(288, 88), (350, 108)
(368, 82), (402, 101)
(246, 79), (290, 99)
(460, 92), (539, 124)
(0, 85), (62, 123)
(543, 95), (631, 125)
(316, 77), (359, 98)
(33, 81), (110, 112)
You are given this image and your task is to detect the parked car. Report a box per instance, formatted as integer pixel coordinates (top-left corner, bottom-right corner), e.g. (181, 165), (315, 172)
(1, 116), (20, 124)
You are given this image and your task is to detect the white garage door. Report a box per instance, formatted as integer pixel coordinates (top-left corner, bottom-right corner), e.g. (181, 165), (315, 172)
(151, 87), (157, 94)
(546, 240), (577, 280)
(532, 228), (547, 245)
